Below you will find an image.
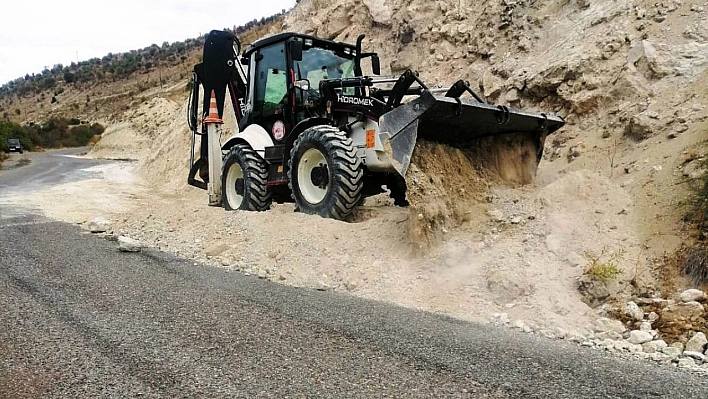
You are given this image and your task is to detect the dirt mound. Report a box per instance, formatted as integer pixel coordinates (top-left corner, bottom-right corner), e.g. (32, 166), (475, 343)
(405, 141), (490, 249)
(90, 97), (194, 191)
(406, 133), (544, 250)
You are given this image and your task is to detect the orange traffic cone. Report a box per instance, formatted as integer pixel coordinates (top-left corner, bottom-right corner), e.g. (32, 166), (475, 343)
(203, 90), (224, 124)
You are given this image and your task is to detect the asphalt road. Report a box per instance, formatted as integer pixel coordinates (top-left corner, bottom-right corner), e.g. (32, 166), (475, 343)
(0, 147), (104, 194)
(1, 216), (708, 398)
(2, 151), (708, 398)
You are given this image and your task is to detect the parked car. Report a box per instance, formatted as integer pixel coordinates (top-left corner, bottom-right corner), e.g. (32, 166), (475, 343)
(6, 138), (23, 154)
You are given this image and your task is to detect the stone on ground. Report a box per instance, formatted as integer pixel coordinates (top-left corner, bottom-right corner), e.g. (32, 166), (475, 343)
(89, 217), (111, 233)
(662, 346), (683, 358)
(643, 340), (667, 353)
(205, 242), (230, 257)
(685, 332), (708, 353)
(678, 358), (696, 369)
(628, 330), (653, 345)
(680, 289), (707, 303)
(682, 351), (706, 362)
(118, 236), (142, 252)
(624, 301), (644, 321)
(594, 317), (626, 334)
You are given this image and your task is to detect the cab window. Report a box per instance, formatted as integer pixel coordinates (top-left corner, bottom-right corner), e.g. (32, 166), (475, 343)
(253, 43), (287, 117)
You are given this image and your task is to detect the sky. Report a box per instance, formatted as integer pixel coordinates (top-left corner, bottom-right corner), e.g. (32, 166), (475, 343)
(0, 0), (296, 84)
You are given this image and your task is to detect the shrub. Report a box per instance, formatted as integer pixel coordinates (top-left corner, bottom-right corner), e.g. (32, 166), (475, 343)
(683, 247), (708, 287)
(584, 247), (625, 282)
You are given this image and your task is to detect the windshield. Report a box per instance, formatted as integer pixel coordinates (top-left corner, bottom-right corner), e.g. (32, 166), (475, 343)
(294, 47), (355, 94)
(8, 139), (20, 144)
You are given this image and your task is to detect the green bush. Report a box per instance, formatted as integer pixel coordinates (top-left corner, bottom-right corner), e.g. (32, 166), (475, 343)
(584, 247), (625, 282)
(0, 120), (34, 152)
(0, 118), (105, 151)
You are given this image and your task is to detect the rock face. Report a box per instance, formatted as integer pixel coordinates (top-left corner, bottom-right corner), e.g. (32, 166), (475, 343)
(361, 0), (393, 25)
(685, 332), (708, 353)
(118, 236), (142, 252)
(89, 217), (111, 233)
(627, 330), (653, 345)
(661, 302), (706, 323)
(680, 289), (707, 303)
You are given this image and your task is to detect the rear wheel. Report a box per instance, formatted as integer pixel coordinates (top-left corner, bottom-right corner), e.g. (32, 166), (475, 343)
(288, 125), (363, 220)
(221, 144), (271, 211)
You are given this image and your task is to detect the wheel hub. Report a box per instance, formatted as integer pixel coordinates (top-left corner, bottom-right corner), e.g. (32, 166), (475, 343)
(235, 178), (245, 195)
(310, 164), (329, 189)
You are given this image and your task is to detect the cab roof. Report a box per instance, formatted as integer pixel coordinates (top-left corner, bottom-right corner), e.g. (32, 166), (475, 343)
(243, 32), (357, 58)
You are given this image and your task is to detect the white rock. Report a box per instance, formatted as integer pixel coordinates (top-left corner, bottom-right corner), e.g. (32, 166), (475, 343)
(513, 319), (533, 333)
(685, 332), (708, 353)
(316, 281), (332, 291)
(624, 301), (644, 321)
(553, 327), (567, 339)
(647, 312), (659, 322)
(683, 351), (706, 362)
(601, 339), (615, 351)
(118, 236), (141, 252)
(680, 289), (707, 302)
(628, 330), (653, 344)
(643, 340), (668, 353)
(89, 217), (111, 233)
(647, 352), (669, 362)
(539, 329), (557, 339)
(596, 331), (623, 341)
(566, 330), (586, 343)
(594, 317), (627, 334)
(361, 0), (393, 25)
(662, 346), (683, 358)
(614, 340), (629, 352)
(491, 312), (510, 325)
(640, 322), (652, 331)
(487, 208), (505, 222)
(678, 358), (696, 368)
(627, 343), (644, 353)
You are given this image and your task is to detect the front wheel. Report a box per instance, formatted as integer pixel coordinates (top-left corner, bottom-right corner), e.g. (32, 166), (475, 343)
(288, 125), (363, 220)
(221, 144), (271, 211)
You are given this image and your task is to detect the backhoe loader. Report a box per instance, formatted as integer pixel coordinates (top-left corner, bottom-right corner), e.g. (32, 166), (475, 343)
(187, 30), (564, 220)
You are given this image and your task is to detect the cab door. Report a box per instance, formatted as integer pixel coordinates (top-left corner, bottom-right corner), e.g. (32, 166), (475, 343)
(248, 42), (290, 144)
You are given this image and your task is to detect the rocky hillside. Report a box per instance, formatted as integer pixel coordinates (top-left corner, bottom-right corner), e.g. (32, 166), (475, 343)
(291, 0), (707, 256)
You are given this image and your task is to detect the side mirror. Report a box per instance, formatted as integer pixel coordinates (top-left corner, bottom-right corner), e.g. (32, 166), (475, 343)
(371, 55), (381, 75)
(294, 79), (310, 91)
(290, 40), (303, 62)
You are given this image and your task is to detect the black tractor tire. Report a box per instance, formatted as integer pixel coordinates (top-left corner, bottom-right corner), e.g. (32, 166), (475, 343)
(221, 143), (271, 211)
(288, 125), (363, 220)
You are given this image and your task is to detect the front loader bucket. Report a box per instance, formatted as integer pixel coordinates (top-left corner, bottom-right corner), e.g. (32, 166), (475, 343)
(378, 90), (565, 183)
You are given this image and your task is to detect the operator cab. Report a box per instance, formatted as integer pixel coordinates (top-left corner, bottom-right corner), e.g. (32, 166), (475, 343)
(240, 33), (365, 138)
